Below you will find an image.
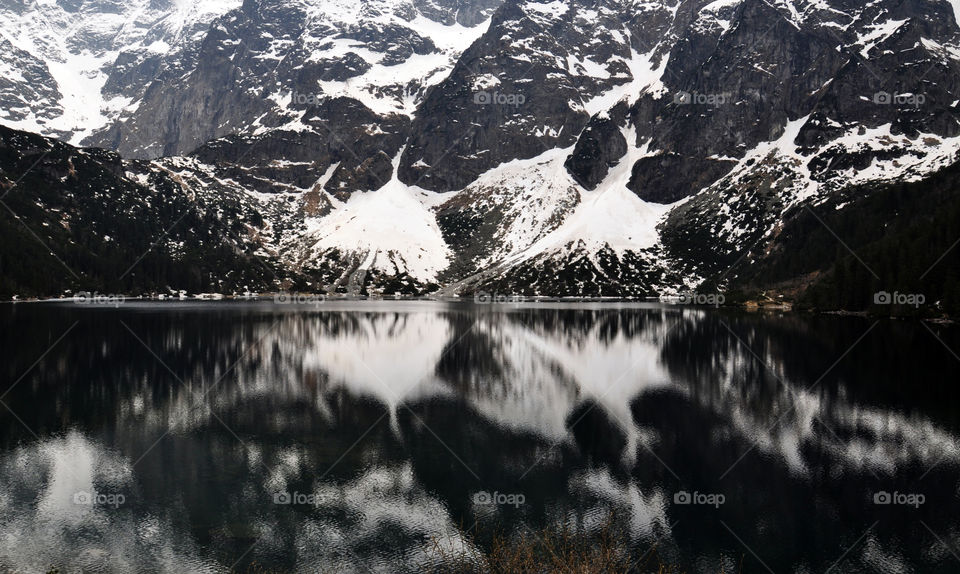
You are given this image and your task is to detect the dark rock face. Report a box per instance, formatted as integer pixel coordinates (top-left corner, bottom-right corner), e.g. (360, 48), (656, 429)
(604, 0), (960, 205)
(397, 0), (684, 191)
(398, 0), (588, 190)
(84, 0), (503, 159)
(328, 151), (396, 196)
(191, 97), (410, 197)
(564, 103), (629, 190)
(628, 154), (737, 205)
(796, 20), (960, 152)
(93, 1), (296, 157)
(103, 50), (166, 97)
(0, 38), (68, 139)
(0, 0), (237, 144)
(619, 0), (844, 203)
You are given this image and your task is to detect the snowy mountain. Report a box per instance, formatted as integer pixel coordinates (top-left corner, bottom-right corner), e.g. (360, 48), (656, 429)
(0, 0), (241, 144)
(2, 0), (960, 304)
(86, 0), (500, 157)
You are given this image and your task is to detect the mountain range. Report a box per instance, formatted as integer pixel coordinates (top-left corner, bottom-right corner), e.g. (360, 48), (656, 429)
(2, 0), (960, 313)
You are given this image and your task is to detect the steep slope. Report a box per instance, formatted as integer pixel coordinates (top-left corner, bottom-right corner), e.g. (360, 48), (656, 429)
(648, 0), (960, 287)
(397, 0), (687, 191)
(0, 124), (290, 298)
(3, 0), (960, 304)
(302, 153), (453, 293)
(719, 157), (960, 316)
(437, 132), (683, 296)
(85, 0), (500, 157)
(428, 0), (960, 298)
(0, 0), (240, 144)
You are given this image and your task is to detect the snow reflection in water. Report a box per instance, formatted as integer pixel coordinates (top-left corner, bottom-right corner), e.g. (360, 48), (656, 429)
(0, 302), (958, 573)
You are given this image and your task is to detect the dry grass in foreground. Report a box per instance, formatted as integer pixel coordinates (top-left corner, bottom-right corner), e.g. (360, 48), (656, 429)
(425, 519), (743, 574)
(218, 518), (744, 574)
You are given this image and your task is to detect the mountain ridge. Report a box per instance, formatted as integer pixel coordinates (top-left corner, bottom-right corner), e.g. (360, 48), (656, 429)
(1, 0), (960, 312)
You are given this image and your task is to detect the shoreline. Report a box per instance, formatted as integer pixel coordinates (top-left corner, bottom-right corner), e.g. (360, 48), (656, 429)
(0, 294), (953, 322)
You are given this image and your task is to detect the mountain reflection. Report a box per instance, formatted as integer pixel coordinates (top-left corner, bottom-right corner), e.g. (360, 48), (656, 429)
(0, 302), (958, 573)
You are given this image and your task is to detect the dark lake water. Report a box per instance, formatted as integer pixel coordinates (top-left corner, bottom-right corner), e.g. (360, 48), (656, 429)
(1, 301), (959, 573)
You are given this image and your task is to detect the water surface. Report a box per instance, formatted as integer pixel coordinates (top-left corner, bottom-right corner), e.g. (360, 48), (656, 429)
(0, 302), (958, 573)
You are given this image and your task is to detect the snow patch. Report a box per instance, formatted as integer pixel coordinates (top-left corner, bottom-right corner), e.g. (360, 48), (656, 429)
(313, 16), (492, 116)
(582, 42), (669, 115)
(305, 154), (451, 282)
(856, 19), (909, 58)
(505, 128), (675, 265)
